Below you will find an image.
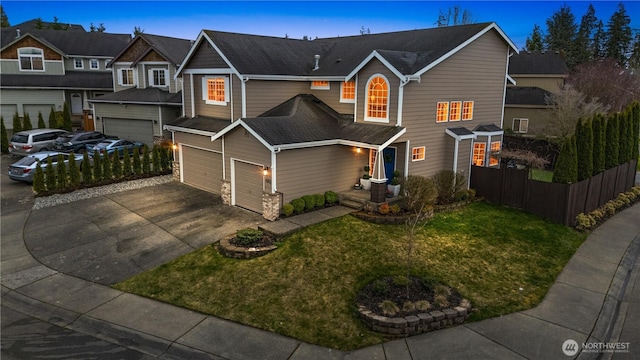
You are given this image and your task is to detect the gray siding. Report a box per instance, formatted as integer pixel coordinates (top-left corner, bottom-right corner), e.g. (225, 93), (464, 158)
(0, 59), (64, 75)
(503, 106), (551, 136)
(189, 73), (234, 119)
(245, 80), (308, 117)
(186, 42), (229, 69)
(174, 132), (222, 152)
(94, 103), (163, 136)
(355, 59), (400, 125)
(223, 127), (271, 180)
(510, 76), (564, 94)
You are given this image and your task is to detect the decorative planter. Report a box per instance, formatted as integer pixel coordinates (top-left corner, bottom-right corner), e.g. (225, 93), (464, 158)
(360, 178), (371, 190)
(217, 234), (277, 259)
(387, 184), (401, 197)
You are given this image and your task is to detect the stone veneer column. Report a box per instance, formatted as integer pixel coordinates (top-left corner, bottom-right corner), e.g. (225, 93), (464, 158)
(370, 181), (387, 203)
(172, 161), (180, 181)
(262, 192), (281, 221)
(221, 180), (231, 205)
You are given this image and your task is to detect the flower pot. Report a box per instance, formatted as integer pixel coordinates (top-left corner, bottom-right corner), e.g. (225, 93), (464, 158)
(388, 184), (401, 197)
(360, 178), (371, 190)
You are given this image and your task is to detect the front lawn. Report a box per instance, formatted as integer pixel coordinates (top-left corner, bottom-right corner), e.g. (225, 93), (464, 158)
(114, 201), (585, 351)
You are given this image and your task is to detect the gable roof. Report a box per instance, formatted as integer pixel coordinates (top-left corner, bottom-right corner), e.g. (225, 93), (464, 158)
(88, 87), (182, 105)
(110, 34), (192, 67)
(508, 51), (569, 75)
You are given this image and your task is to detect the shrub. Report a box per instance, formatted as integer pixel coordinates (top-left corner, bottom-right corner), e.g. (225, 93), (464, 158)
(33, 162), (45, 193)
(12, 111), (22, 134)
(152, 145), (161, 174)
(142, 145), (151, 174)
(92, 150), (102, 181)
(37, 111), (46, 129)
(132, 146), (142, 175)
(22, 113), (32, 131)
(415, 300), (431, 311)
(575, 213), (596, 232)
(378, 300), (399, 317)
(291, 198), (305, 214)
(313, 193), (325, 208)
(302, 195), (315, 211)
(402, 175), (437, 214)
(379, 202), (390, 214)
(122, 147), (132, 177)
(389, 204), (401, 214)
(102, 151), (112, 180)
(393, 275), (411, 287)
(45, 156), (56, 190)
(553, 135), (578, 184)
(56, 154), (67, 190)
(234, 228), (263, 247)
(431, 170), (466, 204)
(324, 191), (338, 205)
(605, 113), (619, 169)
(82, 151), (92, 184)
(575, 118), (593, 181)
(371, 279), (389, 296)
(282, 203), (294, 216)
(61, 103), (72, 131)
(1, 116), (8, 154)
(402, 301), (416, 312)
(48, 107), (57, 128)
(67, 152), (80, 187)
(592, 113), (606, 175)
(112, 153), (122, 179)
(160, 146), (170, 172)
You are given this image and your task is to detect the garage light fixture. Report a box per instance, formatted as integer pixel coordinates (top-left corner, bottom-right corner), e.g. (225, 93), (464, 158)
(263, 167), (269, 176)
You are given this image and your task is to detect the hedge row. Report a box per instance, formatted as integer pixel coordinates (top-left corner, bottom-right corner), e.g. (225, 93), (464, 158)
(574, 186), (640, 231)
(282, 191), (338, 216)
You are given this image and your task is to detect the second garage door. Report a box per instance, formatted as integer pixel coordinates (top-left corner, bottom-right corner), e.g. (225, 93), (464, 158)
(233, 161), (264, 213)
(103, 118), (153, 145)
(181, 145), (223, 194)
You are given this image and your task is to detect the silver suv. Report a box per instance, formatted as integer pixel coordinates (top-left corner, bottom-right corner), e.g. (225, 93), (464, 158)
(9, 129), (69, 156)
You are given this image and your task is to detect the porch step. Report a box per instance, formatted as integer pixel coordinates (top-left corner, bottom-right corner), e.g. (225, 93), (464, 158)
(340, 198), (364, 210)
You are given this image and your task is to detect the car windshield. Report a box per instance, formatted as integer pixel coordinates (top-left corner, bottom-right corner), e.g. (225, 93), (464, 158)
(95, 142), (112, 148)
(13, 156), (37, 166)
(10, 134), (28, 143)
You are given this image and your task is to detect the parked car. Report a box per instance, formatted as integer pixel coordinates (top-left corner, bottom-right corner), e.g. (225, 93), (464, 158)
(7, 151), (92, 183)
(52, 131), (112, 153)
(9, 129), (69, 156)
(86, 139), (145, 158)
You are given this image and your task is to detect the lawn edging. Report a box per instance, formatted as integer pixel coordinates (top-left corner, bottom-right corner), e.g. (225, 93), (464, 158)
(217, 233), (277, 259)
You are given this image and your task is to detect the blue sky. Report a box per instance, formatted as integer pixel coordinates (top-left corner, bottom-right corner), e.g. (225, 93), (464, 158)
(2, 1), (639, 49)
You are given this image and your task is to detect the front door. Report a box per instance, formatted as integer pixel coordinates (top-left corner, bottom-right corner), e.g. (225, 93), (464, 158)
(383, 147), (396, 184)
(70, 93), (83, 114)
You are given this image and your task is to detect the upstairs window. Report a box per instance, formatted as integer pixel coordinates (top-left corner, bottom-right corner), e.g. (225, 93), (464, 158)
(365, 75), (389, 122)
(149, 68), (168, 87)
(74, 58), (83, 69)
(462, 101), (474, 120)
(436, 102), (449, 123)
(202, 76), (229, 105)
(118, 68), (135, 86)
(449, 101), (461, 121)
(310, 81), (329, 90)
(340, 80), (355, 103)
(18, 48), (44, 71)
(90, 59), (99, 70)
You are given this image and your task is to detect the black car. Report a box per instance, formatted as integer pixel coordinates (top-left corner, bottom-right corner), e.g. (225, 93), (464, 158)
(52, 131), (110, 153)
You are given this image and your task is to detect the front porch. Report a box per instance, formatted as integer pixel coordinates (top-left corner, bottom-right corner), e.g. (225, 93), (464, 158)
(339, 187), (404, 211)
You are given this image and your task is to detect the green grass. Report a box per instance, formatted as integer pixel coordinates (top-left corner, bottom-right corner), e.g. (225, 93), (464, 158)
(530, 168), (554, 182)
(114, 201), (585, 350)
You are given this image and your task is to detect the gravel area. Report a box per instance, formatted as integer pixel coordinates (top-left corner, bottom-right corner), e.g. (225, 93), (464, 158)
(33, 175), (173, 210)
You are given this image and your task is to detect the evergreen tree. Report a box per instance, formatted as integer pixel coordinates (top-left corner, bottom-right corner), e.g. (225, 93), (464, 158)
(142, 145), (151, 174)
(152, 145), (161, 174)
(67, 152), (80, 187)
(575, 4), (598, 65)
(61, 102), (72, 131)
(33, 162), (46, 193)
(112, 152), (122, 179)
(122, 147), (132, 177)
(81, 151), (92, 184)
(1, 116), (9, 154)
(525, 24), (544, 51)
(545, 4), (578, 67)
(22, 112), (32, 131)
(37, 111), (46, 128)
(553, 135), (578, 184)
(92, 150), (102, 181)
(592, 113), (606, 175)
(45, 156), (56, 191)
(132, 146), (142, 175)
(604, 2), (632, 66)
(591, 20), (606, 59)
(618, 109), (630, 164)
(575, 118), (593, 181)
(605, 113), (620, 169)
(102, 151), (112, 180)
(12, 111), (22, 134)
(1, 5), (10, 28)
(159, 146), (170, 172)
(630, 33), (640, 72)
(56, 154), (67, 190)
(632, 102), (640, 160)
(48, 107), (57, 128)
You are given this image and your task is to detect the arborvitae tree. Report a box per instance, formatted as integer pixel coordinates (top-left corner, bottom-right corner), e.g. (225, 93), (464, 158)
(56, 154), (67, 190)
(544, 4), (577, 67)
(632, 102), (640, 160)
(61, 102), (72, 131)
(12, 111), (22, 134)
(553, 135), (578, 184)
(102, 151), (112, 180)
(81, 151), (92, 184)
(22, 113), (33, 131)
(45, 156), (56, 190)
(67, 152), (80, 187)
(92, 150), (102, 181)
(159, 146), (170, 172)
(575, 118), (593, 181)
(132, 146), (142, 175)
(525, 24), (544, 51)
(618, 109), (630, 164)
(1, 116), (9, 154)
(605, 113), (620, 169)
(624, 107), (635, 162)
(33, 162), (46, 193)
(604, 2), (632, 66)
(142, 145), (151, 174)
(37, 111), (46, 128)
(152, 145), (161, 174)
(592, 113), (606, 175)
(122, 147), (132, 177)
(48, 107), (57, 128)
(112, 152), (122, 179)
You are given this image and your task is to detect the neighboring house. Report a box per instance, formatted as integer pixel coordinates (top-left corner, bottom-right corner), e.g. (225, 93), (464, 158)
(165, 22), (517, 219)
(0, 21), (131, 130)
(504, 51), (569, 136)
(89, 34), (192, 145)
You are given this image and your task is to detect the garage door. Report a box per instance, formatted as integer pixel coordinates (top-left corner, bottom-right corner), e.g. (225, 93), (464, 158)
(1, 105), (18, 129)
(233, 161), (264, 213)
(24, 105), (54, 126)
(181, 145), (222, 194)
(103, 118), (153, 145)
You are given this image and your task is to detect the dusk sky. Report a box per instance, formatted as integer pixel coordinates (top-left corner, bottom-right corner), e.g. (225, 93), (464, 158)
(2, 1), (639, 50)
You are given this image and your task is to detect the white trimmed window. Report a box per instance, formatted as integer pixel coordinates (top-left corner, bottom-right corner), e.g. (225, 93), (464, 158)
(340, 80), (355, 103)
(512, 118), (529, 133)
(412, 146), (425, 161)
(462, 101), (474, 120)
(473, 143), (486, 166)
(449, 101), (461, 121)
(365, 75), (389, 122)
(310, 81), (330, 90)
(74, 58), (83, 69)
(90, 59), (99, 70)
(149, 68), (168, 87)
(118, 68), (135, 86)
(18, 48), (44, 71)
(202, 76), (229, 105)
(436, 102), (449, 123)
(489, 141), (501, 167)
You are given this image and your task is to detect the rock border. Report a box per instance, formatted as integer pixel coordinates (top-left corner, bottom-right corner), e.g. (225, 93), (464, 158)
(357, 299), (472, 338)
(217, 234), (277, 259)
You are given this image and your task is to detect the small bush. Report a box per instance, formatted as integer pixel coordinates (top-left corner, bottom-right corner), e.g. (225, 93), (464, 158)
(402, 301), (416, 312)
(389, 204), (401, 214)
(45, 157), (56, 190)
(433, 294), (449, 308)
(302, 195), (315, 211)
(575, 213), (596, 232)
(378, 300), (399, 317)
(282, 203), (294, 217)
(313, 193), (325, 208)
(56, 154), (67, 190)
(415, 300), (431, 311)
(234, 228), (263, 247)
(324, 191), (338, 205)
(33, 162), (45, 193)
(67, 152), (80, 187)
(379, 202), (390, 214)
(133, 146), (142, 175)
(393, 275), (411, 287)
(432, 170), (466, 204)
(291, 198), (305, 214)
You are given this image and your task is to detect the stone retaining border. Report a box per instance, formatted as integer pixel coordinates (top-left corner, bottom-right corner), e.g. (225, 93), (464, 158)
(357, 299), (472, 338)
(217, 235), (277, 259)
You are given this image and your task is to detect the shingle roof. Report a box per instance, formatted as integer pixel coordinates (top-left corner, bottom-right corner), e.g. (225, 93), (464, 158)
(447, 127), (475, 137)
(7, 19), (86, 32)
(203, 22), (502, 77)
(1, 29), (131, 56)
(167, 116), (231, 133)
(0, 71), (112, 90)
(243, 94), (404, 146)
(473, 124), (503, 132)
(132, 34), (192, 65)
(89, 88), (182, 105)
(505, 86), (552, 106)
(508, 51), (568, 75)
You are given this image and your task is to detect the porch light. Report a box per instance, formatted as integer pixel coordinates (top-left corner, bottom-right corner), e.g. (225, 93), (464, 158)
(172, 143), (178, 150)
(356, 147), (361, 154)
(263, 167), (269, 176)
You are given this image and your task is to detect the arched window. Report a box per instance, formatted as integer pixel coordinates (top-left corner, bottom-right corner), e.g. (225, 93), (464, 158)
(365, 75), (389, 122)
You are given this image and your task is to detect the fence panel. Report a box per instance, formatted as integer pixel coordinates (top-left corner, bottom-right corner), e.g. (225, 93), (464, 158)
(501, 168), (527, 208)
(614, 162), (630, 196)
(626, 159), (638, 189)
(585, 173), (603, 212)
(470, 166), (502, 204)
(524, 180), (568, 224)
(600, 168), (618, 204)
(566, 179), (591, 226)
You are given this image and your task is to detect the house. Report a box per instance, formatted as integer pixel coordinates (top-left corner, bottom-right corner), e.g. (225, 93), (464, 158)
(504, 51), (569, 136)
(89, 34), (192, 145)
(165, 22), (518, 220)
(0, 21), (131, 130)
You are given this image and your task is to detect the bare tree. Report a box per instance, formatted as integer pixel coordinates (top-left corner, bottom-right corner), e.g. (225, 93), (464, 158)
(543, 84), (608, 139)
(436, 5), (475, 27)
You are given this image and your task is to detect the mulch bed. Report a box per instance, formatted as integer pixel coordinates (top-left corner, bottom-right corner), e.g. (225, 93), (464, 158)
(229, 234), (276, 248)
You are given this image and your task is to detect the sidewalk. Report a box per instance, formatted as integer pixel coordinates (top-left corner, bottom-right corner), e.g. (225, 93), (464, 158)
(2, 184), (639, 359)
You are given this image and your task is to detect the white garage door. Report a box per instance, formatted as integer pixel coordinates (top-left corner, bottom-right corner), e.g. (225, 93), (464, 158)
(103, 118), (153, 145)
(1, 105), (18, 129)
(181, 145), (222, 194)
(233, 161), (264, 213)
(24, 105), (54, 126)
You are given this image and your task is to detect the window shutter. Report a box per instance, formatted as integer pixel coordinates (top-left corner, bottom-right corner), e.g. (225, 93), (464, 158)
(148, 69), (154, 86)
(202, 77), (208, 101)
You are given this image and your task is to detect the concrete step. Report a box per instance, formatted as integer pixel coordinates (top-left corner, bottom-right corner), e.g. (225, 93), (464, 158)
(340, 199), (364, 210)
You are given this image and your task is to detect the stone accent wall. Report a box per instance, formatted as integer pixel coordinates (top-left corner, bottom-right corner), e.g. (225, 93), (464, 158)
(221, 180), (231, 205)
(172, 161), (180, 181)
(358, 299), (472, 338)
(262, 192), (281, 221)
(217, 235), (277, 259)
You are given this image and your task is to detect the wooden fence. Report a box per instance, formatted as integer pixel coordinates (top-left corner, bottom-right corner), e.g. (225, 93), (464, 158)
(469, 159), (638, 226)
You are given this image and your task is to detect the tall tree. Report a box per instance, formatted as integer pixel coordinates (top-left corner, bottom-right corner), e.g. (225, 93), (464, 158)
(591, 20), (606, 59)
(575, 118), (593, 181)
(574, 4), (598, 65)
(552, 135), (578, 184)
(629, 33), (640, 72)
(605, 113), (620, 169)
(592, 113), (606, 175)
(604, 2), (632, 66)
(525, 24), (545, 51)
(545, 3), (578, 67)
(436, 5), (474, 27)
(0, 5), (9, 28)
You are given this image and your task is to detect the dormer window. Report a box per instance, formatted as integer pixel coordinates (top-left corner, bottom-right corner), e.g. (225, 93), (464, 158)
(74, 58), (83, 69)
(118, 68), (135, 86)
(310, 81), (329, 90)
(365, 75), (389, 122)
(18, 48), (44, 71)
(149, 68), (168, 87)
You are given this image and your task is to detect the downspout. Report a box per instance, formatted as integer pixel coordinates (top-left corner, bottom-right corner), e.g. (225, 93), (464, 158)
(486, 135), (492, 167)
(452, 139), (459, 173)
(241, 76), (248, 118)
(467, 141), (474, 189)
(397, 77), (411, 127)
(158, 106), (162, 140)
(180, 76), (185, 117)
(190, 73), (195, 118)
(404, 139), (410, 178)
(229, 74), (234, 121)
